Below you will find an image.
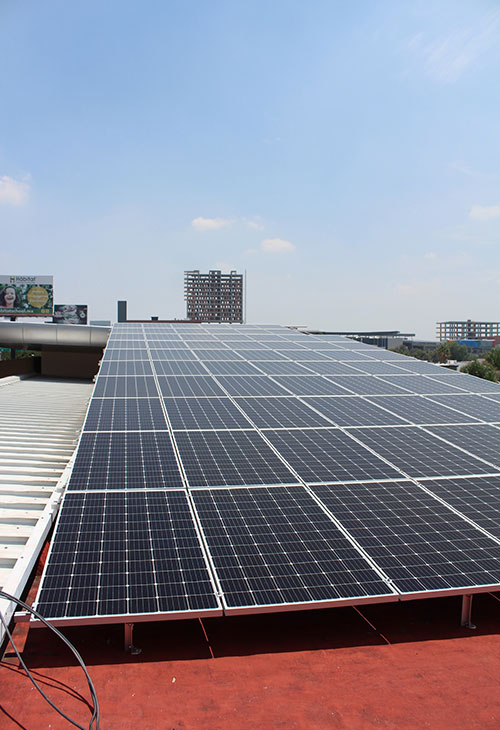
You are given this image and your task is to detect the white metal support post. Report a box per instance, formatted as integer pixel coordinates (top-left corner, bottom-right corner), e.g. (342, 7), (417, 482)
(460, 594), (476, 629)
(124, 623), (142, 654)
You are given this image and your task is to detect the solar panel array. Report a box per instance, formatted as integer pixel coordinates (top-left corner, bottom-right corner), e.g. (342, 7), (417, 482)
(35, 323), (500, 624)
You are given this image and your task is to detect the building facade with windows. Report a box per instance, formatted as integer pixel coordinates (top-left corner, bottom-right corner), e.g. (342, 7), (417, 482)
(437, 320), (500, 342)
(184, 270), (244, 323)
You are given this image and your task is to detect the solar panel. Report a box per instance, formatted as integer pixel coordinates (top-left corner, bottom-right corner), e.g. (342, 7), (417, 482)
(246, 336), (290, 343)
(302, 361), (367, 375)
(425, 425), (500, 471)
(229, 343), (272, 350)
(360, 349), (409, 361)
(427, 394), (500, 422)
(191, 487), (395, 610)
(84, 398), (168, 431)
(272, 342), (313, 350)
(99, 361), (154, 376)
(365, 395), (481, 425)
(484, 393), (500, 403)
(388, 361), (443, 374)
(107, 341), (146, 349)
(164, 397), (252, 430)
(201, 360), (264, 376)
(191, 349), (244, 361)
(103, 349), (149, 361)
(37, 322), (500, 628)
(425, 372), (500, 394)
(351, 427), (496, 478)
(215, 376), (293, 397)
(233, 397), (332, 429)
(264, 428), (402, 484)
(149, 348), (197, 361)
(173, 430), (300, 487)
(93, 376), (158, 398)
(274, 349), (333, 362)
(302, 396), (408, 427)
(67, 432), (184, 490)
(420, 476), (500, 538)
(270, 376), (354, 396)
(35, 491), (221, 619)
(153, 360), (209, 376)
(235, 349), (291, 361)
(181, 337), (223, 344)
(338, 359), (405, 375)
(250, 360), (316, 375)
(324, 376), (412, 396)
(378, 375), (467, 395)
(302, 341), (343, 350)
(316, 350), (372, 362)
(156, 375), (227, 398)
(311, 481), (500, 594)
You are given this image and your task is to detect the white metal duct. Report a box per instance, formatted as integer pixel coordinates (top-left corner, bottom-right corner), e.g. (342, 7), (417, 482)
(0, 322), (110, 348)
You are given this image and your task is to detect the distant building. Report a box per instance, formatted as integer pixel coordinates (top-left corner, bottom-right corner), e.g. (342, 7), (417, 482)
(117, 301), (127, 323)
(184, 270), (244, 323)
(306, 329), (415, 350)
(437, 320), (500, 342)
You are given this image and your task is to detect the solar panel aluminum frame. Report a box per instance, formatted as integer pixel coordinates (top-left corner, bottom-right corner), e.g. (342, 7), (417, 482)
(221, 591), (399, 617)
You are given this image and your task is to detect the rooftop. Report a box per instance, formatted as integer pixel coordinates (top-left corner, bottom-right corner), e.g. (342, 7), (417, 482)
(2, 581), (500, 729)
(1, 325), (500, 729)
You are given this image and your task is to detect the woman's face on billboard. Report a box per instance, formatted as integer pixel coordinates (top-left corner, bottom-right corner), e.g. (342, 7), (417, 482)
(4, 287), (16, 305)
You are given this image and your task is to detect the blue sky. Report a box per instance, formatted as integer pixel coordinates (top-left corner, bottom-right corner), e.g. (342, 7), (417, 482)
(1, 0), (500, 338)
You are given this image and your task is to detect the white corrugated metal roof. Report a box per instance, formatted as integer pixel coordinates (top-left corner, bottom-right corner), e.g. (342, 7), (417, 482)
(0, 374), (93, 634)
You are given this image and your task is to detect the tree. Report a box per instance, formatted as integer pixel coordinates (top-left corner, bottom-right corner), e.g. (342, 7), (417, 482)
(448, 341), (468, 361)
(485, 348), (500, 370)
(459, 359), (498, 382)
(435, 342), (451, 363)
(390, 345), (411, 356)
(390, 345), (431, 361)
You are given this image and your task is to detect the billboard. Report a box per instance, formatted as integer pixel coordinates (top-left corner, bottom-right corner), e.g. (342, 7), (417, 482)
(0, 275), (54, 316)
(52, 304), (88, 325)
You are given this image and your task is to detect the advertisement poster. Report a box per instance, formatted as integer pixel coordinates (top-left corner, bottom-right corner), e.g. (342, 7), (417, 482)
(0, 275), (54, 316)
(53, 304), (88, 325)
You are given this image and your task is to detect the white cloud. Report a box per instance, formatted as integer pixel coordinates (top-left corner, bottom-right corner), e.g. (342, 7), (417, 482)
(191, 216), (232, 231)
(246, 220), (264, 231)
(469, 203), (500, 220)
(450, 161), (480, 177)
(406, 11), (500, 83)
(260, 238), (296, 253)
(0, 175), (30, 205)
(424, 252), (437, 260)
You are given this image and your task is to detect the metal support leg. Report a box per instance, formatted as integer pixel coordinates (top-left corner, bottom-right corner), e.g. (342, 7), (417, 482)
(461, 594), (476, 629)
(124, 622), (142, 654)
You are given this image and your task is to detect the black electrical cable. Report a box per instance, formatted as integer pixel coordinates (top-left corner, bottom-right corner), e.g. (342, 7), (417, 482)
(0, 590), (100, 730)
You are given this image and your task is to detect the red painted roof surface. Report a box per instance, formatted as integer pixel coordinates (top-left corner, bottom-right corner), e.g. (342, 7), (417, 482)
(1, 587), (500, 730)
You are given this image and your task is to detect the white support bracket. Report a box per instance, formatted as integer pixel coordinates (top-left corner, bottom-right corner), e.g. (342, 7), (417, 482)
(124, 622), (141, 654)
(461, 594), (476, 629)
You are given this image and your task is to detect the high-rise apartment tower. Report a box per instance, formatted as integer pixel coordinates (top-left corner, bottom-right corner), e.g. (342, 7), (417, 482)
(184, 270), (244, 323)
